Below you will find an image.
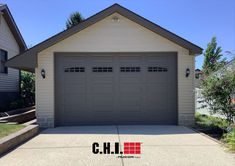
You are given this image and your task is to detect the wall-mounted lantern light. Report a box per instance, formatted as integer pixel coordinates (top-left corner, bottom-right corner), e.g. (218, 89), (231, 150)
(41, 69), (46, 79)
(186, 68), (190, 77)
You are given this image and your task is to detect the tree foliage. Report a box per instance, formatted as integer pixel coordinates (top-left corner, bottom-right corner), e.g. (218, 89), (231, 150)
(5, 71), (35, 111)
(21, 71), (35, 106)
(200, 64), (235, 122)
(202, 37), (225, 74)
(66, 12), (84, 29)
(200, 37), (235, 122)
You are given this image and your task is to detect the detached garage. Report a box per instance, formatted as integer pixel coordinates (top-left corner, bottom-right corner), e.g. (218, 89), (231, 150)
(6, 4), (202, 127)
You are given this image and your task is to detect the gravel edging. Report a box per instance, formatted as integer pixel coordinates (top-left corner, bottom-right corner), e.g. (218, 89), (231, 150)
(0, 124), (38, 155)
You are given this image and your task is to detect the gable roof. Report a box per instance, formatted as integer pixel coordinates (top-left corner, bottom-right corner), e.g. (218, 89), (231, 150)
(6, 3), (203, 72)
(0, 4), (27, 52)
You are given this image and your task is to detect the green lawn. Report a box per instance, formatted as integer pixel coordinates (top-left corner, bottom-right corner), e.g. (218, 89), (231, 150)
(0, 123), (25, 139)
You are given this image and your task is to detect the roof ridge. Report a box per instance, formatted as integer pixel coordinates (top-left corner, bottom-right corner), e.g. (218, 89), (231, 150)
(6, 3), (203, 71)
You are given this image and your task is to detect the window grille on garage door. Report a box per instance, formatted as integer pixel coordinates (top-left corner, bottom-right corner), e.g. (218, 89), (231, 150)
(120, 67), (140, 72)
(148, 66), (168, 72)
(93, 67), (113, 72)
(64, 67), (85, 72)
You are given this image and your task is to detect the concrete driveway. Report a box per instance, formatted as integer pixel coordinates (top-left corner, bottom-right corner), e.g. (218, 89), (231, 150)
(0, 125), (234, 166)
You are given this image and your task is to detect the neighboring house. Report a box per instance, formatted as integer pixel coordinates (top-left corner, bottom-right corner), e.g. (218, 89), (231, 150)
(0, 4), (26, 108)
(194, 69), (202, 88)
(220, 58), (235, 71)
(6, 4), (203, 127)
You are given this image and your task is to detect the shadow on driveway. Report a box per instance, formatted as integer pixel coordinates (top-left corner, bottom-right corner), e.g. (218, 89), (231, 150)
(40, 125), (196, 135)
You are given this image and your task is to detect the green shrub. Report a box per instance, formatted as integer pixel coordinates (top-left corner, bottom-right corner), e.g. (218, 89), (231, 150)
(8, 99), (25, 110)
(21, 71), (35, 105)
(222, 125), (235, 151)
(195, 112), (230, 130)
(0, 71), (35, 112)
(0, 105), (7, 112)
(200, 63), (235, 122)
(195, 113), (235, 151)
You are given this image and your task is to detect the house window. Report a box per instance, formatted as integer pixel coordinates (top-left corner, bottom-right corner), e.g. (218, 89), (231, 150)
(195, 73), (202, 79)
(120, 67), (140, 72)
(148, 66), (168, 72)
(92, 67), (112, 72)
(64, 67), (85, 72)
(0, 49), (8, 74)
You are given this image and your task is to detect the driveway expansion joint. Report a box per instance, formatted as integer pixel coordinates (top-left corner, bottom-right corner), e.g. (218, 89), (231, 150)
(116, 125), (124, 166)
(19, 146), (91, 149)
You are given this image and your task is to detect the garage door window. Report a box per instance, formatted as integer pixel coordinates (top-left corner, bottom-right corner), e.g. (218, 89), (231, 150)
(64, 67), (85, 72)
(120, 67), (140, 72)
(93, 67), (112, 72)
(148, 67), (168, 72)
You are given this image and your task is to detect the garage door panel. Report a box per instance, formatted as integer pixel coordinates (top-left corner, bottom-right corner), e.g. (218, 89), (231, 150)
(146, 56), (168, 63)
(64, 97), (86, 106)
(118, 106), (141, 112)
(63, 108), (89, 114)
(119, 95), (142, 102)
(145, 97), (167, 105)
(63, 110), (88, 116)
(62, 60), (85, 64)
(146, 85), (167, 94)
(64, 86), (86, 94)
(92, 107), (113, 112)
(118, 114), (144, 123)
(90, 56), (114, 63)
(63, 86), (86, 94)
(55, 54), (177, 126)
(146, 97), (167, 104)
(144, 104), (167, 111)
(62, 104), (87, 111)
(92, 113), (116, 123)
(90, 77), (114, 83)
(119, 76), (142, 83)
(91, 98), (114, 107)
(119, 56), (142, 63)
(63, 81), (86, 87)
(64, 74), (86, 80)
(119, 85), (142, 94)
(90, 85), (113, 94)
(146, 75), (168, 83)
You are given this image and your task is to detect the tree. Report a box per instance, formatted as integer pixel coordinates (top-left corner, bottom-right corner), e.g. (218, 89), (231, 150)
(202, 37), (225, 74)
(200, 59), (235, 122)
(66, 12), (84, 29)
(21, 71), (35, 106)
(6, 71), (35, 110)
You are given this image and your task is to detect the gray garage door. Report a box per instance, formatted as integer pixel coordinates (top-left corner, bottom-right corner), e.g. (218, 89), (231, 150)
(55, 53), (177, 126)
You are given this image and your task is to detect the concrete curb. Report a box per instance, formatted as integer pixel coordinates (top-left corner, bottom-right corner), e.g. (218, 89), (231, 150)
(0, 106), (35, 117)
(0, 124), (38, 155)
(189, 127), (224, 144)
(0, 109), (36, 124)
(190, 127), (233, 150)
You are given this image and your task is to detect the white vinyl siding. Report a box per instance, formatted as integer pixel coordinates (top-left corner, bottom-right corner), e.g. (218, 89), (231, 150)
(36, 13), (195, 127)
(0, 15), (20, 92)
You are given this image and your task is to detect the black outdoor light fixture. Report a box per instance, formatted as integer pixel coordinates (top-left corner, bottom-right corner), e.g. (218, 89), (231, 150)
(186, 68), (190, 77)
(41, 69), (46, 79)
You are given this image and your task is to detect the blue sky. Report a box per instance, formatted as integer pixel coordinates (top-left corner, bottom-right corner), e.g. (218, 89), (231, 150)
(1, 0), (235, 69)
